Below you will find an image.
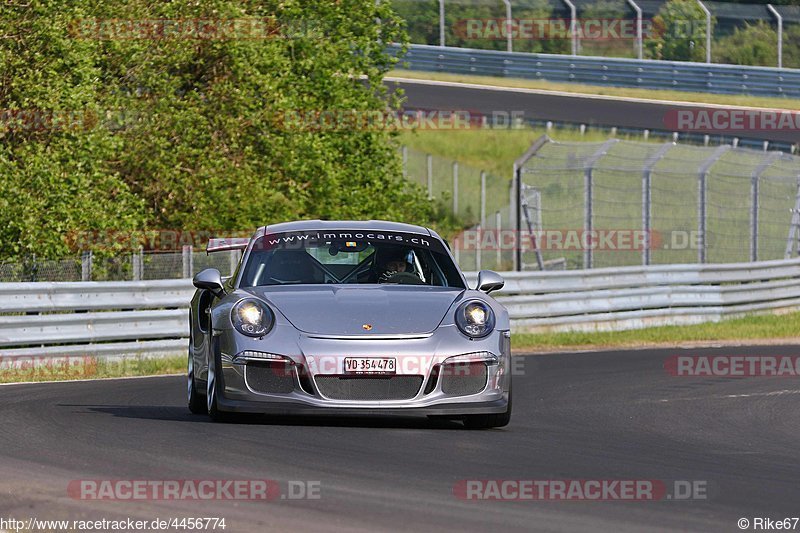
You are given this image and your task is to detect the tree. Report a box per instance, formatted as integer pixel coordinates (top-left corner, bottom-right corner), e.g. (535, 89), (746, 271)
(645, 0), (714, 62)
(0, 0), (439, 261)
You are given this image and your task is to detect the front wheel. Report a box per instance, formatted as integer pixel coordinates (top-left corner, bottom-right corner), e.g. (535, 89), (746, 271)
(187, 352), (206, 415)
(206, 344), (235, 423)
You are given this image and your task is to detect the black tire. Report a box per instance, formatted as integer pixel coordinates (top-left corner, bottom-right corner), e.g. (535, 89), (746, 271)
(187, 351), (206, 415)
(463, 388), (512, 430)
(206, 340), (235, 423)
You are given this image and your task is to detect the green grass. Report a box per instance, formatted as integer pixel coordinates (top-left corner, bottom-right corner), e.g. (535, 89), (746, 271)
(397, 125), (646, 178)
(0, 354), (185, 384)
(390, 69), (800, 111)
(512, 311), (800, 352)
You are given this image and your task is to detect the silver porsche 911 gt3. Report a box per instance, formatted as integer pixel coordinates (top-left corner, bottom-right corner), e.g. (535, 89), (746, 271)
(188, 220), (512, 428)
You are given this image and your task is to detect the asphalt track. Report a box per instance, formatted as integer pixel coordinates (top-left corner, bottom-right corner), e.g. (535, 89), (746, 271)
(393, 78), (800, 145)
(2, 345), (800, 532)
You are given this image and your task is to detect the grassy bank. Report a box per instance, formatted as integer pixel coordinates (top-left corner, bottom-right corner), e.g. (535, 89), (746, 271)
(512, 312), (800, 352)
(390, 69), (800, 111)
(0, 355), (185, 384)
(397, 125), (644, 179)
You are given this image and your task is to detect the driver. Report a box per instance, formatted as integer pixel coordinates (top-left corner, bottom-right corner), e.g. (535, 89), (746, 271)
(378, 249), (417, 283)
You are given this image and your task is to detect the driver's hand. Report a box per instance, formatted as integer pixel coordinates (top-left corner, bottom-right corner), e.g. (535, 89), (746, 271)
(379, 270), (398, 283)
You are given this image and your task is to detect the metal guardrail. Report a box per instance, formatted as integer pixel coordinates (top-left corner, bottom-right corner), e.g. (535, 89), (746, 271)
(394, 44), (800, 98)
(1, 257), (799, 360)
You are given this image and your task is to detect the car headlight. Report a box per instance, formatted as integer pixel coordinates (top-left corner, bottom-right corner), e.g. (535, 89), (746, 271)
(455, 300), (495, 338)
(231, 299), (274, 337)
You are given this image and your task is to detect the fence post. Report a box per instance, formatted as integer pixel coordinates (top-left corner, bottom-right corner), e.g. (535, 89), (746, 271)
(439, 0), (445, 47)
(182, 245), (193, 278)
(626, 0), (643, 59)
(132, 247), (143, 281)
(750, 152), (781, 262)
(502, 0), (513, 53)
(230, 249), (240, 276)
(452, 161), (459, 214)
(697, 145), (730, 263)
(512, 135), (551, 271)
(767, 4), (783, 69)
(28, 253), (37, 282)
(480, 171), (487, 227)
(401, 145), (408, 178)
(642, 143), (674, 265)
(81, 251), (92, 281)
(786, 176), (800, 258)
(697, 0), (712, 63)
(426, 154), (433, 199)
(750, 173), (759, 262)
(563, 0), (578, 55)
(496, 211), (502, 269)
(583, 140), (619, 269)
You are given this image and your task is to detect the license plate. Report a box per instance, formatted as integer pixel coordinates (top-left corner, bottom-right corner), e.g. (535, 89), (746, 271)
(344, 357), (396, 374)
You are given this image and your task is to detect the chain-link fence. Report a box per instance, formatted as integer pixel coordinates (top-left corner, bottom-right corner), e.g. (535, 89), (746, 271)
(0, 147), (507, 282)
(516, 136), (800, 270)
(401, 145), (515, 270)
(0, 249), (240, 283)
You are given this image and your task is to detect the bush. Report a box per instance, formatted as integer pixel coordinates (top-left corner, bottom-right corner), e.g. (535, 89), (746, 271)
(715, 20), (778, 67)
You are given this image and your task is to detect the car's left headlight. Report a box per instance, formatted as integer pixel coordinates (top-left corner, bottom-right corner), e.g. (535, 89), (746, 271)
(231, 299), (274, 337)
(455, 300), (495, 338)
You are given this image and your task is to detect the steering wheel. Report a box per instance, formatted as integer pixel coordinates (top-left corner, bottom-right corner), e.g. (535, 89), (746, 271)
(381, 271), (425, 285)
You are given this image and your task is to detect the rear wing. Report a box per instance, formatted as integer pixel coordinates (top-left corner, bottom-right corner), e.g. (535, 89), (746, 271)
(207, 237), (250, 254)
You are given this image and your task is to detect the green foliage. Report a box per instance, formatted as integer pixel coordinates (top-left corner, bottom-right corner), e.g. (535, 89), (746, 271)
(715, 20), (777, 67)
(645, 0), (714, 61)
(0, 0), (439, 261)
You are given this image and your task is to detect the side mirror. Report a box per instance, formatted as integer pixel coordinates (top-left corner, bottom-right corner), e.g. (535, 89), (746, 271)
(193, 268), (225, 298)
(476, 270), (504, 294)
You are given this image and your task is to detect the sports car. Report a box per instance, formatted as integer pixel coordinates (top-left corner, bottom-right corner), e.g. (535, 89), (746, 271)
(188, 220), (512, 428)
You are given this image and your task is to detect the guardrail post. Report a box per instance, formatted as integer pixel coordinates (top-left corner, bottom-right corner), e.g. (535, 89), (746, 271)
(697, 145), (730, 263)
(642, 143), (674, 265)
(182, 245), (193, 278)
(81, 251), (92, 282)
(452, 161), (459, 214)
(767, 4), (783, 69)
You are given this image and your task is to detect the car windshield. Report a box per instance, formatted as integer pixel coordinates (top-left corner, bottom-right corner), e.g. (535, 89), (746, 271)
(239, 230), (465, 288)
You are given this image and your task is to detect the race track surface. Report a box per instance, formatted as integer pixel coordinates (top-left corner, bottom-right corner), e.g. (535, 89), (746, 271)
(2, 345), (799, 532)
(394, 78), (800, 145)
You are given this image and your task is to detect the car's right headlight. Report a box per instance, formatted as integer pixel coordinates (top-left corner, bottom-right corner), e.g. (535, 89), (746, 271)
(455, 300), (495, 339)
(231, 299), (274, 337)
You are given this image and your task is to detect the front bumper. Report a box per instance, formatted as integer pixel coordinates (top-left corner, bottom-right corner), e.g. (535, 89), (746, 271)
(216, 395), (509, 416)
(214, 325), (512, 416)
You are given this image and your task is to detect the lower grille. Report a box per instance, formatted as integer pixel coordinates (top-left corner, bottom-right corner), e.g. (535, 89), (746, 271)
(245, 361), (295, 394)
(315, 375), (423, 400)
(440, 362), (488, 396)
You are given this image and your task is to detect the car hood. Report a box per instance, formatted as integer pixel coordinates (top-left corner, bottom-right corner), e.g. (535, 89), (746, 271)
(244, 285), (464, 336)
